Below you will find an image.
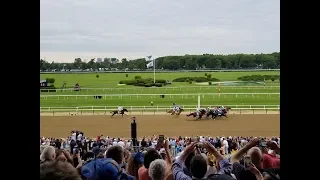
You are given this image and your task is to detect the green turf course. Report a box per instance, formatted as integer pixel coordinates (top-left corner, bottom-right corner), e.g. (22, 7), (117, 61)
(40, 94), (279, 107)
(40, 71), (280, 108)
(40, 86), (279, 95)
(40, 71), (279, 88)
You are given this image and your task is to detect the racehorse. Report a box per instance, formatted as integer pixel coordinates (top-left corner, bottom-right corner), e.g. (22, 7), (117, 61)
(206, 106), (231, 120)
(186, 109), (207, 120)
(110, 109), (128, 117)
(167, 108), (184, 116)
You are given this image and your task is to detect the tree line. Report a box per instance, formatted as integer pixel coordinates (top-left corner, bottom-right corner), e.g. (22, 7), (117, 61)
(40, 52), (280, 71)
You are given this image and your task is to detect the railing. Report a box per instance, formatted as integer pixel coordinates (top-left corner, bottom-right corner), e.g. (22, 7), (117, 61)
(40, 105), (280, 110)
(40, 107), (280, 116)
(40, 93), (280, 98)
(40, 86), (280, 92)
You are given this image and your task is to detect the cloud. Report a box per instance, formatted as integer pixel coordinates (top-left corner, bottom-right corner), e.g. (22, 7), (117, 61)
(40, 0), (279, 62)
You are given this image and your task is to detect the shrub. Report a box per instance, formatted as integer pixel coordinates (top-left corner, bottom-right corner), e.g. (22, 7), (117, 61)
(96, 74), (99, 78)
(126, 74), (128, 77)
(188, 80), (192, 84)
(119, 78), (167, 87)
(208, 81), (212, 85)
(134, 76), (142, 80)
(205, 73), (208, 76)
(46, 78), (55, 84)
(237, 75), (280, 81)
(154, 83), (163, 87)
(207, 74), (212, 78)
(155, 79), (166, 83)
(173, 77), (219, 82)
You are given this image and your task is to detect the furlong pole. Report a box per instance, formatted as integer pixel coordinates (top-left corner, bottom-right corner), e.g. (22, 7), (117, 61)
(153, 58), (156, 83)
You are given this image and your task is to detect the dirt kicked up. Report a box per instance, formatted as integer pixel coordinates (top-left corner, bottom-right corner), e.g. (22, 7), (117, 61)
(40, 114), (279, 138)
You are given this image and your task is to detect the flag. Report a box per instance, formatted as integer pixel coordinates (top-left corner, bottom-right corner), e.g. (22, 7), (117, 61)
(146, 61), (153, 68)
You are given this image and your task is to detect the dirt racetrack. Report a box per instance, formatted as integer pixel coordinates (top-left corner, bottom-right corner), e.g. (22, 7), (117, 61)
(40, 114), (279, 138)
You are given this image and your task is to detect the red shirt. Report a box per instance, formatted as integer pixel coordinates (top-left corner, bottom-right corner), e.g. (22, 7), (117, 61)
(262, 153), (280, 169)
(138, 166), (150, 180)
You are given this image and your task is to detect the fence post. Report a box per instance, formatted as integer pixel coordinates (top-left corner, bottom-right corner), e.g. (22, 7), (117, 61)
(81, 110), (82, 115)
(253, 109), (254, 114)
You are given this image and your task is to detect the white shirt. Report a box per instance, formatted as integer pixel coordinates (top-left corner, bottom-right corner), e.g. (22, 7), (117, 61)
(77, 134), (82, 141)
(112, 141), (118, 146)
(71, 133), (76, 141)
(223, 140), (229, 148)
(118, 141), (125, 147)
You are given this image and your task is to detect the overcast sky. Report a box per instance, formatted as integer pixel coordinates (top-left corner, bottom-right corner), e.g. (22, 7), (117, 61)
(40, 0), (279, 63)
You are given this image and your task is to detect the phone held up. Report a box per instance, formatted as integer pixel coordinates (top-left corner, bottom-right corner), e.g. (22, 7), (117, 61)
(158, 135), (164, 144)
(243, 155), (251, 167)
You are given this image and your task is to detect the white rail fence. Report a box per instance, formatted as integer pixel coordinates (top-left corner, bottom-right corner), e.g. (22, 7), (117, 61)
(40, 93), (280, 99)
(40, 105), (280, 116)
(40, 86), (280, 92)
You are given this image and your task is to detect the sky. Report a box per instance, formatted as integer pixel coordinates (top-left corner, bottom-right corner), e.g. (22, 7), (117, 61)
(40, 0), (280, 63)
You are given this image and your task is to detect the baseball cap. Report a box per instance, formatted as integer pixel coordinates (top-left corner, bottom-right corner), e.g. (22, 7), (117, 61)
(132, 152), (144, 164)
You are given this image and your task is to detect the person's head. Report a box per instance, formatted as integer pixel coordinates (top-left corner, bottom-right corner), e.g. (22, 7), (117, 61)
(106, 145), (124, 164)
(160, 148), (166, 160)
(184, 151), (195, 170)
(40, 160), (81, 180)
(126, 152), (144, 177)
(144, 148), (161, 169)
(40, 146), (56, 162)
(190, 154), (207, 179)
(148, 159), (168, 180)
(247, 147), (263, 168)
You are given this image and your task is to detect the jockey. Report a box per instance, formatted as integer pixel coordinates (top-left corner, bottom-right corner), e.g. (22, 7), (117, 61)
(196, 107), (202, 116)
(206, 106), (211, 112)
(173, 103), (180, 112)
(217, 107), (222, 115)
(118, 106), (123, 113)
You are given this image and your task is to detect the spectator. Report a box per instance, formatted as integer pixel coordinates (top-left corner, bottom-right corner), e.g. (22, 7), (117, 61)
(230, 138), (280, 180)
(148, 159), (168, 180)
(138, 148), (161, 180)
(127, 152), (144, 179)
(261, 141), (280, 169)
(40, 146), (56, 163)
(40, 160), (82, 180)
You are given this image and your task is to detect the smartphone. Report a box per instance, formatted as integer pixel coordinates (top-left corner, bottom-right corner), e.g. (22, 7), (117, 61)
(244, 155), (251, 166)
(158, 135), (164, 144)
(259, 140), (267, 147)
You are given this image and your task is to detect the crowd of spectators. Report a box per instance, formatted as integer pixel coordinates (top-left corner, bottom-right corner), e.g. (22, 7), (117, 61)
(40, 132), (280, 180)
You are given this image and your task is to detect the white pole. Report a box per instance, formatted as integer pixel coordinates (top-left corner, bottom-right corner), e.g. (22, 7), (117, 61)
(198, 95), (200, 108)
(153, 58), (156, 83)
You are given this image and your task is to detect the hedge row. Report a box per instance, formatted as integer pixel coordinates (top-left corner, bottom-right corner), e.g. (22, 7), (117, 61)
(119, 78), (167, 87)
(172, 77), (219, 82)
(237, 75), (280, 81)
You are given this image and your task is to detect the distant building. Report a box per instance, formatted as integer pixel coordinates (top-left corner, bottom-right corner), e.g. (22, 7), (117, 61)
(97, 58), (102, 63)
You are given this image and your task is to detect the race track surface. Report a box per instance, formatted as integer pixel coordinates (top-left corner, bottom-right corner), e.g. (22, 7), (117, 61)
(40, 114), (279, 138)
